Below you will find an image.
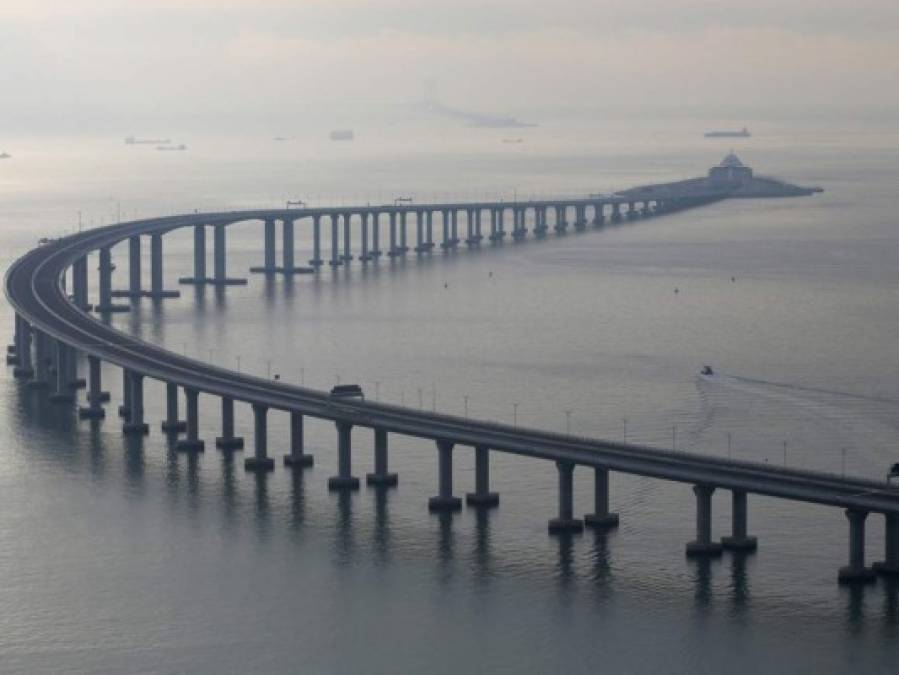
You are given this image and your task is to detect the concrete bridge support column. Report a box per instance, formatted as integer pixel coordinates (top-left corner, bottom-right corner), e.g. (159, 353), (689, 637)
(245, 404), (274, 471)
(415, 212), (425, 253)
(78, 355), (106, 419)
(328, 421), (360, 490)
(874, 514), (899, 576)
(425, 211), (434, 249)
(12, 316), (33, 378)
(488, 209), (497, 240)
(175, 387), (204, 451)
(282, 218), (295, 270)
(466, 446), (499, 507)
(686, 485), (723, 557)
(96, 247), (114, 310)
(215, 396), (244, 450)
(549, 461), (583, 533)
(366, 428), (397, 486)
(584, 467), (619, 529)
(49, 341), (73, 403)
(533, 208), (547, 237)
(310, 215), (323, 268)
(554, 206), (567, 233)
(265, 219), (277, 269)
(593, 204), (604, 227)
(284, 411), (314, 467)
(399, 212), (408, 253)
(450, 209), (459, 246)
(512, 208), (527, 240)
(440, 210), (450, 249)
(329, 214), (341, 266)
(721, 490), (757, 550)
(28, 330), (49, 388)
(429, 440), (462, 511)
(179, 225), (208, 284)
(371, 212), (381, 257)
(388, 212), (398, 256)
(128, 235), (142, 296)
(839, 509), (876, 583)
(118, 369), (131, 417)
(212, 224), (247, 285)
(161, 382), (186, 433)
(66, 345), (83, 390)
(149, 233), (181, 297)
(73, 256), (90, 310)
(342, 213), (353, 262)
(360, 213), (370, 262)
(123, 372), (149, 434)
(612, 204), (623, 222)
(574, 205), (587, 232)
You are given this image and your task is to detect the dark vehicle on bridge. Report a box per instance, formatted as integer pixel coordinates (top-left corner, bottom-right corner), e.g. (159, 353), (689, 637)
(330, 384), (364, 400)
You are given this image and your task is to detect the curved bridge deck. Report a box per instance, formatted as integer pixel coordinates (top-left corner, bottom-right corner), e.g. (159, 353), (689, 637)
(6, 193), (898, 586)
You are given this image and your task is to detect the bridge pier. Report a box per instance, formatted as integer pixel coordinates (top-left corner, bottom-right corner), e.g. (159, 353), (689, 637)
(466, 445), (499, 507)
(425, 211), (434, 250)
(721, 490), (757, 551)
(534, 207), (548, 237)
(366, 428), (397, 486)
(27, 329), (50, 388)
(284, 411), (313, 467)
(212, 225), (248, 284)
(179, 225), (209, 284)
(553, 206), (567, 234)
(250, 219), (279, 273)
(838, 509), (876, 584)
(584, 467), (619, 529)
(49, 341), (73, 403)
(329, 214), (341, 267)
(147, 233), (180, 298)
(593, 204), (604, 227)
(161, 382), (186, 433)
(78, 355), (106, 419)
(309, 215), (324, 268)
(215, 396), (244, 449)
(328, 421), (360, 490)
(512, 208), (527, 240)
(574, 205), (587, 231)
(118, 369), (131, 416)
(686, 485), (723, 557)
(874, 513), (899, 576)
(245, 403), (275, 471)
(549, 460), (583, 533)
(414, 212), (427, 253)
(611, 204), (623, 222)
(429, 440), (462, 511)
(175, 387), (204, 451)
(95, 246), (128, 311)
(122, 371), (149, 434)
(72, 256), (91, 310)
(440, 210), (450, 250)
(449, 209), (459, 247)
(399, 212), (408, 253)
(12, 315), (33, 378)
(360, 213), (371, 262)
(342, 213), (353, 262)
(388, 212), (398, 257)
(371, 212), (381, 257)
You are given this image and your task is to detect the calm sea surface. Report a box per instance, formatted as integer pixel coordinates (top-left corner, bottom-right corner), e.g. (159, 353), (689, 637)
(1, 119), (898, 673)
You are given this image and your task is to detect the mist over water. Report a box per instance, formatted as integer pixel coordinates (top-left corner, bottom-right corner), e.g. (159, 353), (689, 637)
(2, 118), (898, 673)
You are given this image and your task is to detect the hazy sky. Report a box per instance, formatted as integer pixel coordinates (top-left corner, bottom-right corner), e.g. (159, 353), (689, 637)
(2, 0), (898, 132)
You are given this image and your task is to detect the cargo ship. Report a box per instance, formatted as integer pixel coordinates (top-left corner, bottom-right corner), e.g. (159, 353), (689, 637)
(704, 127), (750, 138)
(125, 136), (171, 145)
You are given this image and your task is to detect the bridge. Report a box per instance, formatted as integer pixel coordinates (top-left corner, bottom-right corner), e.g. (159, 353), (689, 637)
(6, 185), (898, 587)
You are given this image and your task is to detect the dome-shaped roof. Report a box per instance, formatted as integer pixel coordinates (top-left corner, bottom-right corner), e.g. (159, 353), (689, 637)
(719, 152), (745, 168)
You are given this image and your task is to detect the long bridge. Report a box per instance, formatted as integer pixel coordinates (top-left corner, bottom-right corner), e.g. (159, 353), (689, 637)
(6, 180), (898, 587)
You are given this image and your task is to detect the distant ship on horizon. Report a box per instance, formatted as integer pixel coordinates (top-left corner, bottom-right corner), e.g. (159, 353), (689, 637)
(156, 144), (187, 151)
(704, 127), (751, 138)
(125, 136), (171, 145)
(329, 129), (355, 141)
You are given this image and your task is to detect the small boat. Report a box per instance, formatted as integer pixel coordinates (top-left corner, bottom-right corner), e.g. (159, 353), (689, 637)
(700, 365), (714, 376)
(704, 127), (750, 138)
(156, 144), (187, 151)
